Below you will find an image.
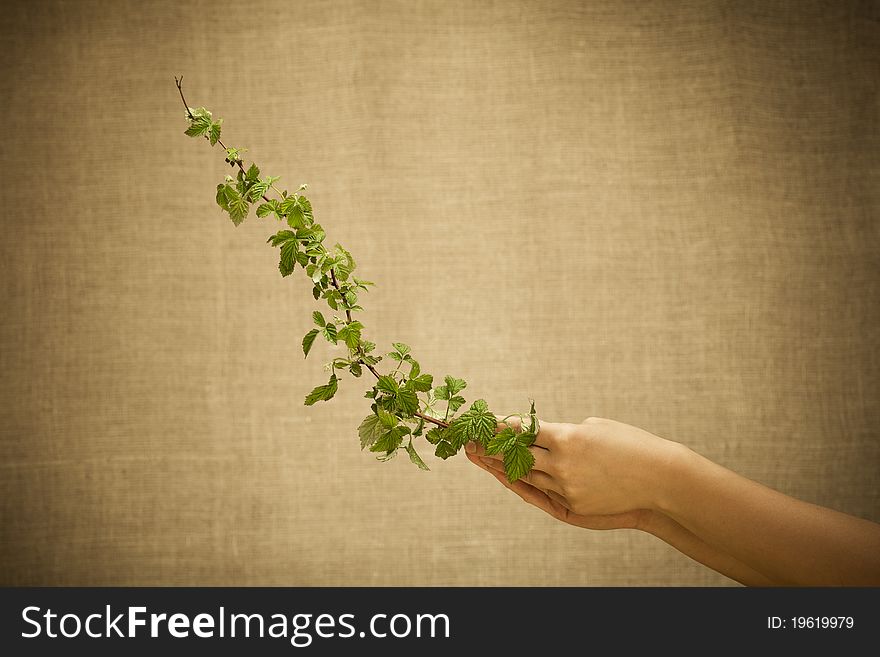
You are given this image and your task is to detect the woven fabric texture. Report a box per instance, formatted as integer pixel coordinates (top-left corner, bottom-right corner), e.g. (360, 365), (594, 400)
(0, 0), (877, 585)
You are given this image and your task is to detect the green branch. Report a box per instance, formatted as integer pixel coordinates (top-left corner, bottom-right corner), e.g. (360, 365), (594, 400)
(175, 76), (539, 481)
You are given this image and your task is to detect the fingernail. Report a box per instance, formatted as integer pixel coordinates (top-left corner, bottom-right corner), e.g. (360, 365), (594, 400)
(465, 441), (476, 453)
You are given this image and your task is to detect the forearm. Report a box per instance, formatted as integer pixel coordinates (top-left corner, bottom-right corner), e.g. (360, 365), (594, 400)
(655, 444), (880, 586)
(640, 511), (776, 586)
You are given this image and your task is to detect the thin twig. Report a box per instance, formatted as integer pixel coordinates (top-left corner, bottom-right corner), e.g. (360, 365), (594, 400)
(176, 76), (450, 431)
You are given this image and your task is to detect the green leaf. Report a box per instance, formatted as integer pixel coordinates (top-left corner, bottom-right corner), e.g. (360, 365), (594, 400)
(267, 229), (295, 246)
(247, 178), (271, 202)
(288, 204), (305, 228)
(444, 376), (467, 396)
(298, 196), (314, 223)
(224, 146), (244, 165)
(486, 426), (517, 456)
(394, 387), (419, 415)
(370, 426), (407, 454)
(503, 443), (535, 482)
(349, 362), (362, 377)
(245, 163), (260, 182)
(184, 109), (212, 137)
(526, 399), (538, 435)
(377, 408), (398, 428)
(406, 443), (430, 471)
(304, 374), (338, 405)
(448, 395), (466, 412)
(447, 399), (495, 450)
(312, 311), (326, 327)
(433, 384), (449, 401)
(409, 373), (433, 392)
(358, 414), (384, 449)
(377, 375), (399, 395)
(337, 321), (363, 350)
(322, 323), (337, 344)
(392, 342), (411, 356)
(302, 328), (319, 357)
(434, 440), (457, 459)
(227, 195), (249, 226)
(257, 200), (279, 218)
(425, 427), (448, 445)
(279, 240), (297, 276)
(208, 119), (222, 146)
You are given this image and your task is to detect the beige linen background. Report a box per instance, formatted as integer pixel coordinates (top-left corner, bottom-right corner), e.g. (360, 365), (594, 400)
(1, 0), (878, 586)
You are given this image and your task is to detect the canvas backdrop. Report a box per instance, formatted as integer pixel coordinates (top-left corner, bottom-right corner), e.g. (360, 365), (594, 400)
(1, 0), (877, 585)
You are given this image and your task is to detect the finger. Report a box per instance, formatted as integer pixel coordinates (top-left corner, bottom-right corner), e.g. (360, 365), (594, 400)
(481, 464), (570, 522)
(494, 414), (557, 449)
(546, 489), (571, 509)
(478, 457), (564, 496)
(467, 441), (555, 474)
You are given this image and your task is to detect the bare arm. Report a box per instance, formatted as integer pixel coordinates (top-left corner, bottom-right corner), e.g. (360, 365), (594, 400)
(658, 445), (880, 586)
(468, 416), (880, 586)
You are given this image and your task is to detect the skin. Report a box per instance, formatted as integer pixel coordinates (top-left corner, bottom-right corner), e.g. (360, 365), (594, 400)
(466, 416), (880, 586)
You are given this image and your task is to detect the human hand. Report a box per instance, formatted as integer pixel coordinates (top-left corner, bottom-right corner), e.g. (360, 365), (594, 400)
(465, 416), (683, 530)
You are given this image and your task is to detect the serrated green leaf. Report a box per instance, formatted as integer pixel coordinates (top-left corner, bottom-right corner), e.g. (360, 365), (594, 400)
(208, 119), (222, 146)
(377, 408), (398, 428)
(434, 440), (457, 459)
(215, 183), (233, 211)
(279, 240), (297, 276)
(370, 426), (406, 454)
(448, 395), (466, 412)
(377, 375), (398, 395)
(298, 196), (314, 223)
(322, 323), (337, 343)
(228, 196), (249, 226)
(247, 180), (270, 202)
(447, 399), (495, 450)
(288, 204), (305, 228)
(337, 321), (363, 350)
(257, 200), (278, 218)
(393, 342), (411, 356)
(185, 112), (212, 138)
(503, 443), (535, 482)
(349, 362), (363, 377)
(425, 427), (448, 445)
(245, 163), (260, 182)
(406, 443), (429, 471)
(433, 385), (449, 401)
(444, 376), (467, 396)
(304, 375), (338, 406)
(409, 373), (433, 392)
(312, 311), (326, 327)
(358, 414), (384, 449)
(267, 229), (295, 246)
(302, 328), (319, 357)
(486, 426), (517, 456)
(395, 387), (419, 415)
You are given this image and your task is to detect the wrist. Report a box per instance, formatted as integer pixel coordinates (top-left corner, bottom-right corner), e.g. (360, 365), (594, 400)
(647, 440), (696, 516)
